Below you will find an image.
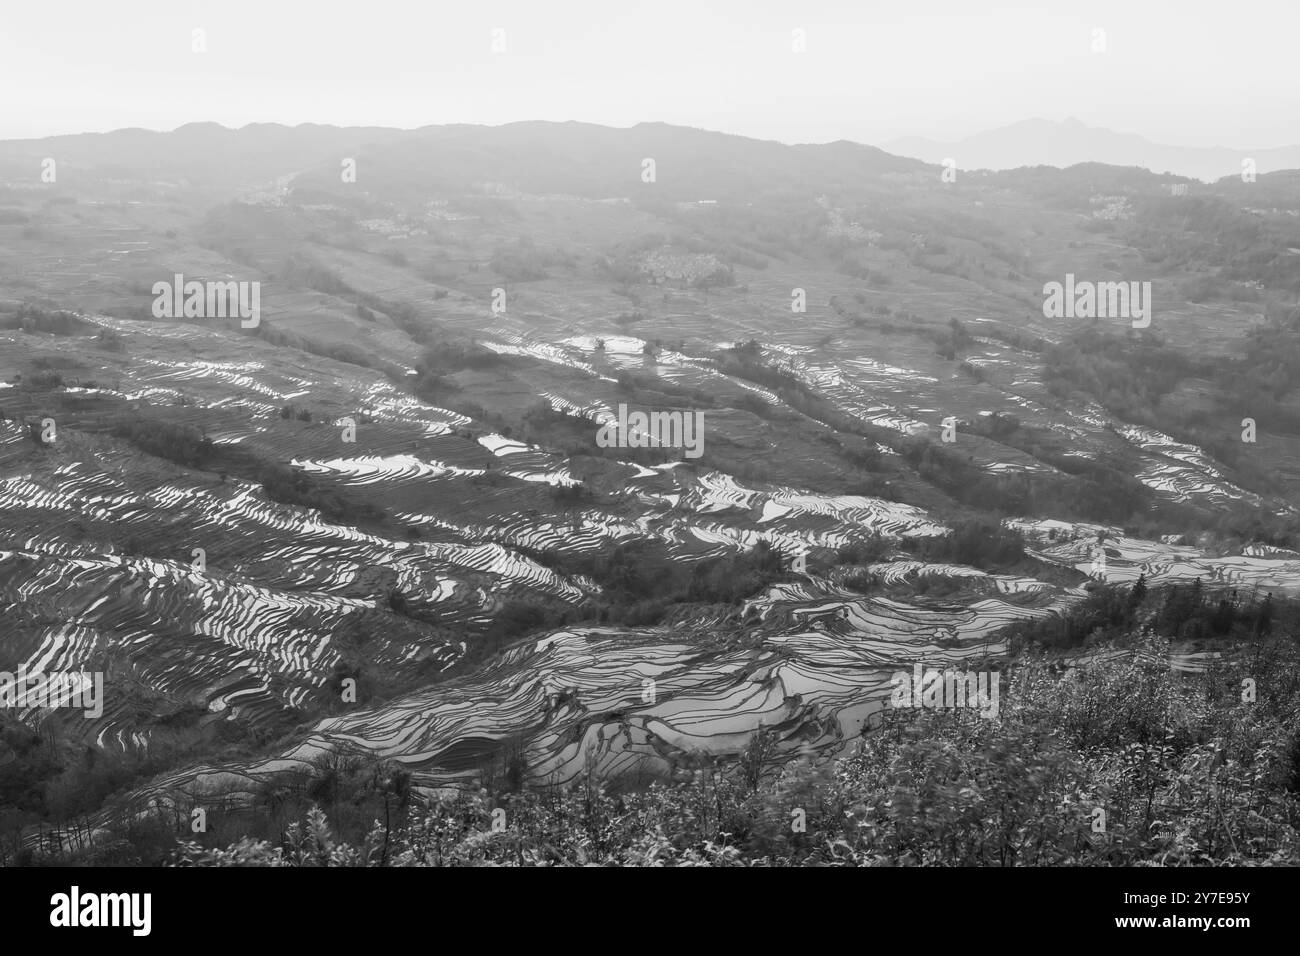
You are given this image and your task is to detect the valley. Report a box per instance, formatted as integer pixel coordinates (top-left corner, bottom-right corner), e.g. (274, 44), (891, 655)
(2, 121), (1299, 863)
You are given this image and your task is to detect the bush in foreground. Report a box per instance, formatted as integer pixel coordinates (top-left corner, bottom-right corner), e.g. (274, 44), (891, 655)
(172, 635), (1300, 866)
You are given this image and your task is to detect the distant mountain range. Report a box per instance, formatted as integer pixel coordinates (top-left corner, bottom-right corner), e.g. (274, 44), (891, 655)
(0, 120), (924, 197)
(7, 118), (1298, 189)
(883, 118), (1300, 183)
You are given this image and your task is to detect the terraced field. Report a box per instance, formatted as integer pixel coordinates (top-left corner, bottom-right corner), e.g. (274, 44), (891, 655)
(3, 122), (1299, 854)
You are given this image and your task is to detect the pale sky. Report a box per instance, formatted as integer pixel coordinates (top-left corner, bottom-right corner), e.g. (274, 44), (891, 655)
(1, 0), (1295, 148)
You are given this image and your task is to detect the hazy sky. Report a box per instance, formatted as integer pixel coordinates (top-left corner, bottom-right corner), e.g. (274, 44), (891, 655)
(1, 0), (1295, 148)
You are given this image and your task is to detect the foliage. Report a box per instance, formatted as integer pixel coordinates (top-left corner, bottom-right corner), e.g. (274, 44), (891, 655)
(171, 635), (1300, 866)
(110, 417), (213, 468)
(0, 306), (94, 335)
(905, 519), (1026, 570)
(258, 463), (384, 524)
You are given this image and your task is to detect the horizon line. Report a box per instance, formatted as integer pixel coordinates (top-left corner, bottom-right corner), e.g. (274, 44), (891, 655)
(3, 117), (1296, 156)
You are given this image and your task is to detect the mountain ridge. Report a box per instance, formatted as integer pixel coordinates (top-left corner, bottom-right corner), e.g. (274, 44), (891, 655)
(884, 117), (1300, 182)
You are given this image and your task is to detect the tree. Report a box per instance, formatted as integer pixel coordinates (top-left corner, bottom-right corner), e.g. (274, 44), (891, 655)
(1256, 593), (1274, 637)
(1128, 573), (1148, 609)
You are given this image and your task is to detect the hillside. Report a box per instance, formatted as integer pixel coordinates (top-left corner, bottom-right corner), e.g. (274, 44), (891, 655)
(1, 121), (1299, 865)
